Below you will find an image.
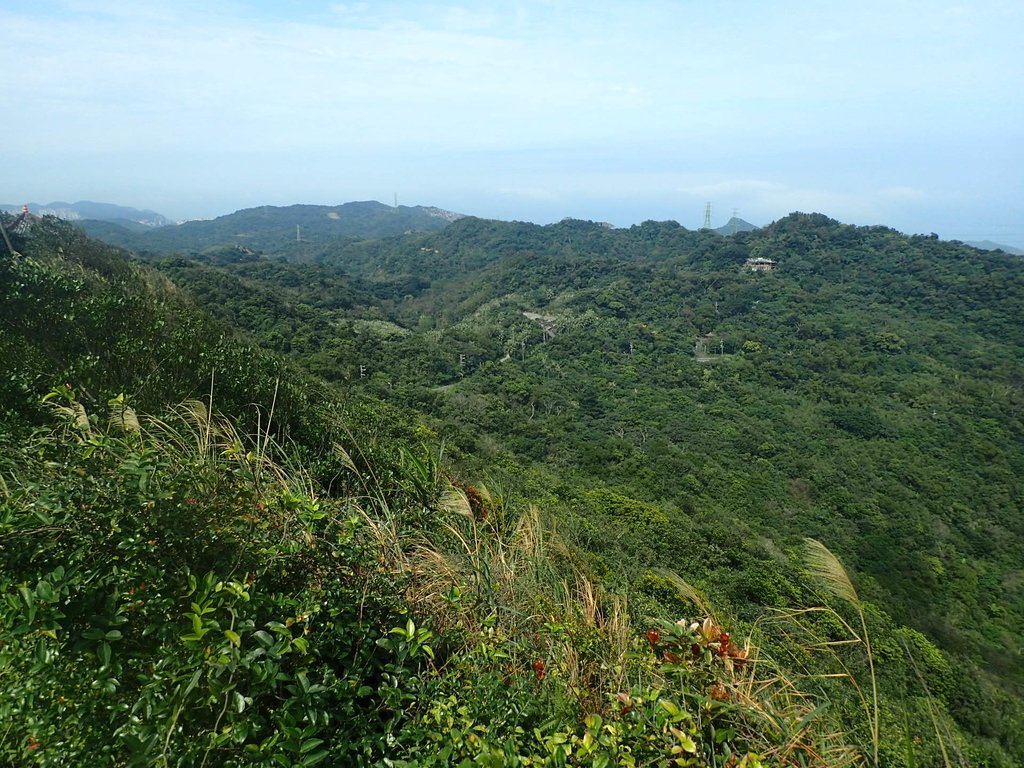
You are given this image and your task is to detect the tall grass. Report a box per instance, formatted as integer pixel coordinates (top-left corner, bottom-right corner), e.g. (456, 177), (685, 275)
(23, 389), (884, 765)
(803, 538), (879, 766)
(901, 637), (962, 768)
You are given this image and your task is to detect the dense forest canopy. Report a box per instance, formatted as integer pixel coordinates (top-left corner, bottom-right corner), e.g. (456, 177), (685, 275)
(76, 201), (462, 259)
(2, 208), (1022, 766)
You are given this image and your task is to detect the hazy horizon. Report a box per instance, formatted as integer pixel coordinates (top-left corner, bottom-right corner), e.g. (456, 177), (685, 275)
(3, 1), (1022, 247)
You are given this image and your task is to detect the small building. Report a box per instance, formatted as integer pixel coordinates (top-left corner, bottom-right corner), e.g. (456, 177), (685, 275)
(744, 256), (778, 272)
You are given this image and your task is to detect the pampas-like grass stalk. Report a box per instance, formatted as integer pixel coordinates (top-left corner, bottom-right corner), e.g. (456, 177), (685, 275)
(650, 568), (715, 618)
(108, 394), (141, 434)
(901, 637), (958, 768)
(803, 538), (879, 766)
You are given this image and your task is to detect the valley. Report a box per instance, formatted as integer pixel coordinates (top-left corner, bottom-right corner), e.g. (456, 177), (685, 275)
(2, 205), (1022, 766)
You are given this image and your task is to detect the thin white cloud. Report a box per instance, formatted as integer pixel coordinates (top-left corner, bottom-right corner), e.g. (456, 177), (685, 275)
(330, 3), (370, 15)
(679, 180), (786, 199)
(877, 186), (926, 201)
(495, 186), (564, 203)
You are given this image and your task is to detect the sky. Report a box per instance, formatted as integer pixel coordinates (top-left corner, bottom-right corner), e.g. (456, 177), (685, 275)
(2, 0), (1022, 246)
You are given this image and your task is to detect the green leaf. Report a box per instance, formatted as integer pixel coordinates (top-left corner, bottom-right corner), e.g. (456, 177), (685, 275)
(254, 630), (274, 647)
(183, 669), (203, 696)
(300, 738), (324, 754)
(36, 581), (56, 602)
(714, 727), (736, 744)
(659, 699), (683, 719)
(302, 750), (330, 766)
(224, 629), (241, 646)
(679, 733), (697, 753)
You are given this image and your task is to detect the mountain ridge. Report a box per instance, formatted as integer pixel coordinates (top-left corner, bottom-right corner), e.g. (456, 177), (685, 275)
(714, 215), (759, 235)
(965, 239), (1024, 256)
(1, 200), (173, 227)
(11, 197), (1023, 253)
(75, 200), (465, 256)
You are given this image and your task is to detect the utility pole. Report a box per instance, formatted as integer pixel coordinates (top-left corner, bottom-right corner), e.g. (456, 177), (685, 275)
(0, 216), (16, 257)
(0, 205), (28, 257)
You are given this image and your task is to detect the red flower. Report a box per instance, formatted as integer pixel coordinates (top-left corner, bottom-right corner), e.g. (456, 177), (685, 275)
(532, 659), (546, 680)
(646, 629), (660, 647)
(27, 736), (41, 750)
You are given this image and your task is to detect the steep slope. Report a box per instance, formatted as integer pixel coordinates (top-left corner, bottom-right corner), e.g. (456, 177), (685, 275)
(113, 211), (1024, 763)
(392, 214), (1024, 636)
(48, 209), (1024, 764)
(2, 213), (893, 766)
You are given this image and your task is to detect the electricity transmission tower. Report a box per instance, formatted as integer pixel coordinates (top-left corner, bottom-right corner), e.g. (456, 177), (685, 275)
(703, 202), (713, 229)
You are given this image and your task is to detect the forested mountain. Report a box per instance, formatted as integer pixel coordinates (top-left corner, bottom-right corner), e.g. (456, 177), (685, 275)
(1, 201), (173, 228)
(143, 214), (1024, 670)
(714, 216), (759, 235)
(77, 200), (463, 259)
(964, 240), (1024, 256)
(3, 209), (1023, 766)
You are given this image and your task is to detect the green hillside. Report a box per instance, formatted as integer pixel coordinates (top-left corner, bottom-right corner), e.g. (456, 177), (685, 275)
(77, 201), (462, 260)
(152, 214), (1024, 685)
(3, 210), (1023, 766)
(1, 201), (173, 228)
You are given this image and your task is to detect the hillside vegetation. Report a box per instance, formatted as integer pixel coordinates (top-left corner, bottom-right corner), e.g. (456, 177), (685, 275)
(77, 201), (461, 260)
(2, 211), (1022, 766)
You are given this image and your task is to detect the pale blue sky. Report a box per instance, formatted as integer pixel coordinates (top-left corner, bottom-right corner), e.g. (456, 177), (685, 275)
(2, 0), (1022, 245)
